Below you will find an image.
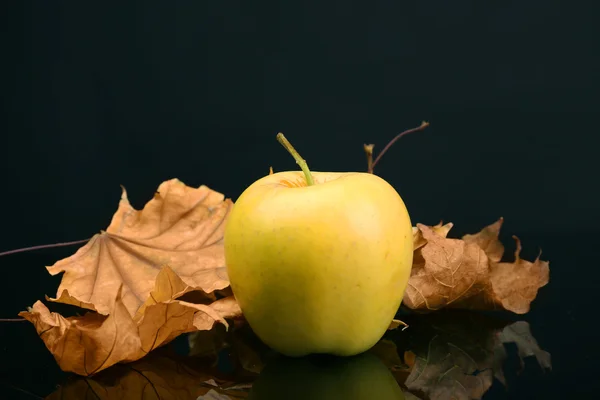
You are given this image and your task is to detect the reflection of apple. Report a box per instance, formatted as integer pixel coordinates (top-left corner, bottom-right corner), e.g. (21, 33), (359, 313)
(224, 166), (413, 357)
(247, 352), (405, 400)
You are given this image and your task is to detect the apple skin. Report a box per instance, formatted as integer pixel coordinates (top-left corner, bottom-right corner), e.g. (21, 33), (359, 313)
(224, 171), (413, 357)
(247, 352), (405, 400)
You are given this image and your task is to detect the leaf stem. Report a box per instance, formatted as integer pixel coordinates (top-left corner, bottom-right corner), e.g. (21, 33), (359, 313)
(0, 238), (90, 257)
(276, 133), (315, 186)
(368, 121), (430, 173)
(0, 381), (44, 399)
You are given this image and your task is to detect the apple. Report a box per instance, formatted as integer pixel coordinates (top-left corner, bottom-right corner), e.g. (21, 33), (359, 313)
(247, 352), (406, 399)
(223, 134), (413, 357)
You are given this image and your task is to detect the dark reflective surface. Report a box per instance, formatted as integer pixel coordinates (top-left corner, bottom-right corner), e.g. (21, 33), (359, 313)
(0, 309), (551, 399)
(0, 233), (594, 399)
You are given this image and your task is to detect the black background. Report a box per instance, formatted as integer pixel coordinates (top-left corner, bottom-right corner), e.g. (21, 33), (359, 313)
(1, 1), (598, 398)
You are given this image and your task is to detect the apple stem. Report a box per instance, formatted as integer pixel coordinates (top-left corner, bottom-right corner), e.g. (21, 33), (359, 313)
(276, 133), (315, 186)
(368, 121), (430, 173)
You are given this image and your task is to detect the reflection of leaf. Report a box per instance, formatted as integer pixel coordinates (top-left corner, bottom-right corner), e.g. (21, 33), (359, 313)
(405, 334), (494, 399)
(45, 348), (218, 400)
(380, 310), (552, 400)
(405, 219), (550, 314)
(493, 321), (552, 385)
(45, 329), (261, 400)
(498, 321), (551, 370)
(198, 388), (249, 399)
(198, 390), (236, 399)
(20, 179), (243, 375)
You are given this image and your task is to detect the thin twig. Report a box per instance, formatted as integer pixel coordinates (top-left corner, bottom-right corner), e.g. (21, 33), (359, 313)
(0, 238), (90, 257)
(368, 121), (430, 173)
(0, 318), (26, 322)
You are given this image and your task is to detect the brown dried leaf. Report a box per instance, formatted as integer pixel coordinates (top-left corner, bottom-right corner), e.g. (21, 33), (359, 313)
(21, 179), (243, 375)
(46, 178), (233, 317)
(412, 221), (453, 251)
(20, 266), (242, 376)
(404, 224), (489, 310)
(449, 221), (549, 314)
(487, 236), (550, 314)
(21, 288), (142, 376)
(462, 217), (504, 262)
(405, 219), (549, 313)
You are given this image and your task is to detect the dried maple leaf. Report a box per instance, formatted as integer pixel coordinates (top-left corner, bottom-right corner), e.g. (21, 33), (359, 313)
(405, 219), (549, 314)
(20, 266), (242, 376)
(486, 236), (550, 314)
(412, 221), (453, 251)
(461, 217), (504, 262)
(22, 288), (143, 376)
(453, 221), (549, 314)
(20, 179), (243, 375)
(46, 178), (233, 317)
(404, 224), (489, 310)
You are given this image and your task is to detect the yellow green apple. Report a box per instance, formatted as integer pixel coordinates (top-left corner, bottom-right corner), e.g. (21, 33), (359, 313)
(247, 352), (406, 399)
(223, 134), (413, 357)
